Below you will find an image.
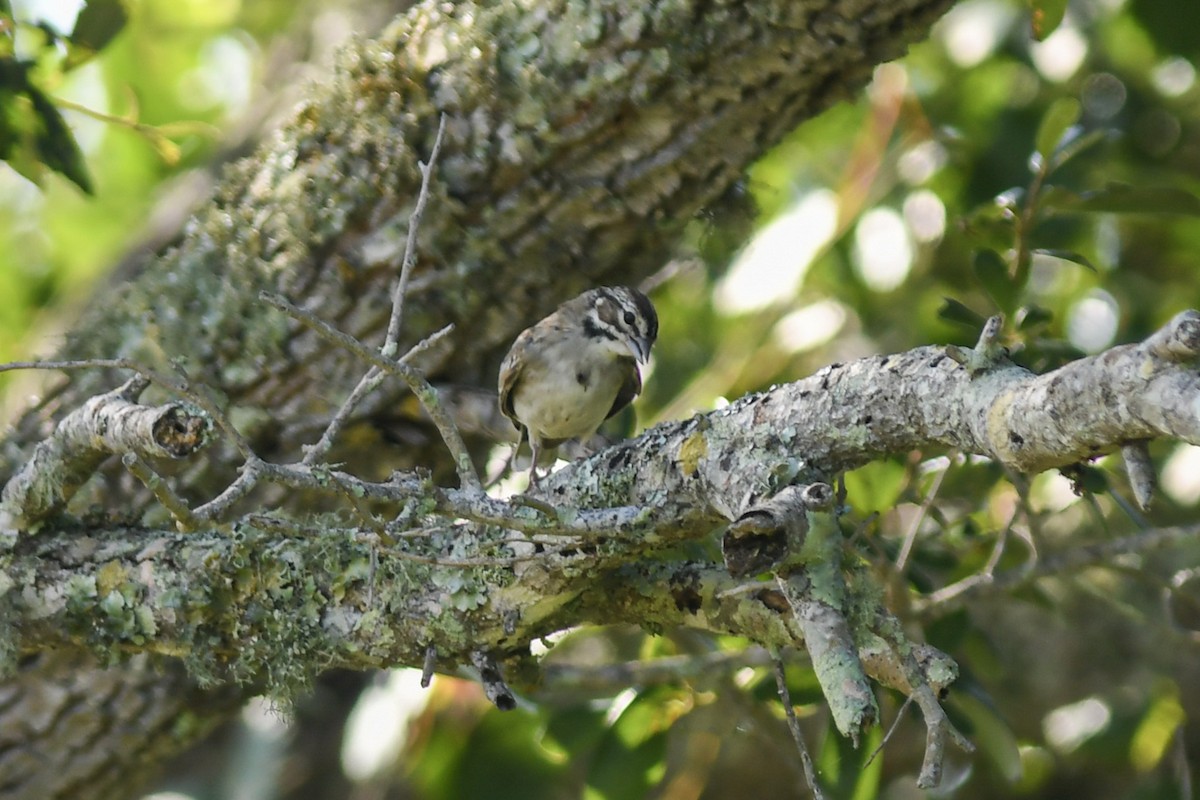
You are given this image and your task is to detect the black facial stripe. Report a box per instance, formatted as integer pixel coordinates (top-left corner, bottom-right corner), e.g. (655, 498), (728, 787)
(628, 289), (658, 341)
(583, 315), (619, 341)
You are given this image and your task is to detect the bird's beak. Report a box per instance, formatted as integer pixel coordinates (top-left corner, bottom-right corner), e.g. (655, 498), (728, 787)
(628, 336), (652, 365)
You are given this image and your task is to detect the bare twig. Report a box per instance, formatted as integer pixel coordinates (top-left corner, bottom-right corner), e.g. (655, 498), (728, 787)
(122, 452), (201, 530)
(384, 114), (447, 358)
(895, 455), (952, 575)
(872, 610), (973, 788)
(248, 461), (653, 538)
(1174, 726), (1193, 800)
(260, 292), (482, 493)
(1121, 440), (1156, 512)
(304, 119), (452, 469)
(303, 322), (455, 467)
(193, 461), (264, 521)
(912, 506), (1024, 612)
(772, 654), (825, 800)
(0, 375), (210, 529)
(864, 694), (914, 769)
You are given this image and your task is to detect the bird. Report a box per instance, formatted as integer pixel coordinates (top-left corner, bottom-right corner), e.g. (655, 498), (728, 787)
(498, 286), (658, 487)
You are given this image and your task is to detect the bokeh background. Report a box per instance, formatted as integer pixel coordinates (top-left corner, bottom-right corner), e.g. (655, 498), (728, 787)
(4, 0), (1200, 797)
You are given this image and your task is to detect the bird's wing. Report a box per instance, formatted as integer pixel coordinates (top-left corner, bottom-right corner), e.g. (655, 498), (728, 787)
(497, 328), (533, 426)
(605, 360), (643, 420)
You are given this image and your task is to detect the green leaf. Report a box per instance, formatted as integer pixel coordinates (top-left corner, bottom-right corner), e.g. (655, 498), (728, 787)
(951, 690), (1023, 783)
(587, 688), (679, 799)
(1049, 128), (1109, 171)
(1017, 305), (1054, 330)
(938, 297), (987, 330)
(974, 249), (1019, 313)
(23, 80), (93, 193)
(66, 0), (127, 69)
(1035, 98), (1080, 163)
(1029, 0), (1068, 40)
(0, 57), (91, 192)
(1042, 183), (1200, 216)
(1033, 248), (1097, 272)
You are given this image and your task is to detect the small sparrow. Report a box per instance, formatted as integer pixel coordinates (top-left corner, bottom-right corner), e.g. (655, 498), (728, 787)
(498, 286), (658, 486)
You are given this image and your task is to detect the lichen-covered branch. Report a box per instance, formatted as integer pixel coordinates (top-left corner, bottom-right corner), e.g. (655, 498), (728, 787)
(8, 312), (1199, 664)
(537, 310), (1200, 519)
(0, 378), (209, 533)
(4, 302), (1198, 795)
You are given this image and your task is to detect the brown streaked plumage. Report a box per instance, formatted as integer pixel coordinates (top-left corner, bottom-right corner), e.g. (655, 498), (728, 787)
(498, 286), (658, 487)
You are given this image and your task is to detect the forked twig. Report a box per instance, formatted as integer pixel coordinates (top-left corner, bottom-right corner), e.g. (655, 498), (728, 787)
(261, 292), (482, 493)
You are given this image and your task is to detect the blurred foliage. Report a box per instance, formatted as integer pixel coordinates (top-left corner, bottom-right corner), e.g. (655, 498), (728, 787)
(5, 0), (1200, 799)
(0, 0), (323, 397)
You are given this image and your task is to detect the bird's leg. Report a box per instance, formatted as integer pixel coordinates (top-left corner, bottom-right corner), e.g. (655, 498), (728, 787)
(527, 436), (543, 489)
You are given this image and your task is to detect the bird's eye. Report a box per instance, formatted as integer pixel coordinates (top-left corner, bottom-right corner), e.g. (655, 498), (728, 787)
(623, 311), (636, 325)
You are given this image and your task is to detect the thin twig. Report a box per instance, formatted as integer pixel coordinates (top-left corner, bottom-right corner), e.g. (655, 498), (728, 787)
(913, 506), (1020, 611)
(250, 460), (654, 538)
(896, 456), (952, 574)
(193, 460), (264, 521)
(864, 694), (914, 769)
(772, 654), (825, 800)
(1175, 727), (1193, 800)
(302, 322), (454, 467)
(384, 114), (447, 358)
(121, 452), (201, 530)
(916, 523), (1200, 617)
(0, 358), (255, 460)
(260, 292), (482, 493)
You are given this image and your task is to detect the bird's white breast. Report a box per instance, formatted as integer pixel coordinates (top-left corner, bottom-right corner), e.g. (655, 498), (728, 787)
(511, 336), (632, 442)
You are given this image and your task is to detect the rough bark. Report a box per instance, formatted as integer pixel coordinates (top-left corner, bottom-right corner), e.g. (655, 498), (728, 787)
(10, 314), (1200, 668)
(0, 0), (976, 796)
(5, 307), (1200, 794)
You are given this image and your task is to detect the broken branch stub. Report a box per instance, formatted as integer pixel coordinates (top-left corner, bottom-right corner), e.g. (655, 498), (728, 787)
(723, 483), (832, 577)
(1, 382), (210, 532)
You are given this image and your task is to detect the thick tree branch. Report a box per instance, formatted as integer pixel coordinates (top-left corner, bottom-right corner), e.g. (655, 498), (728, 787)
(0, 0), (1061, 795)
(10, 313), (1195, 678)
(535, 310), (1200, 519)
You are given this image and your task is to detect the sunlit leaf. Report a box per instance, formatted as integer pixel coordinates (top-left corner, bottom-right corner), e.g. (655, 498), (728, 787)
(1033, 248), (1097, 272)
(1041, 182), (1200, 215)
(146, 131), (181, 166)
(1035, 98), (1080, 162)
(1130, 681), (1184, 772)
(1029, 0), (1069, 40)
(587, 689), (677, 799)
(938, 297), (987, 330)
(974, 249), (1019, 313)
